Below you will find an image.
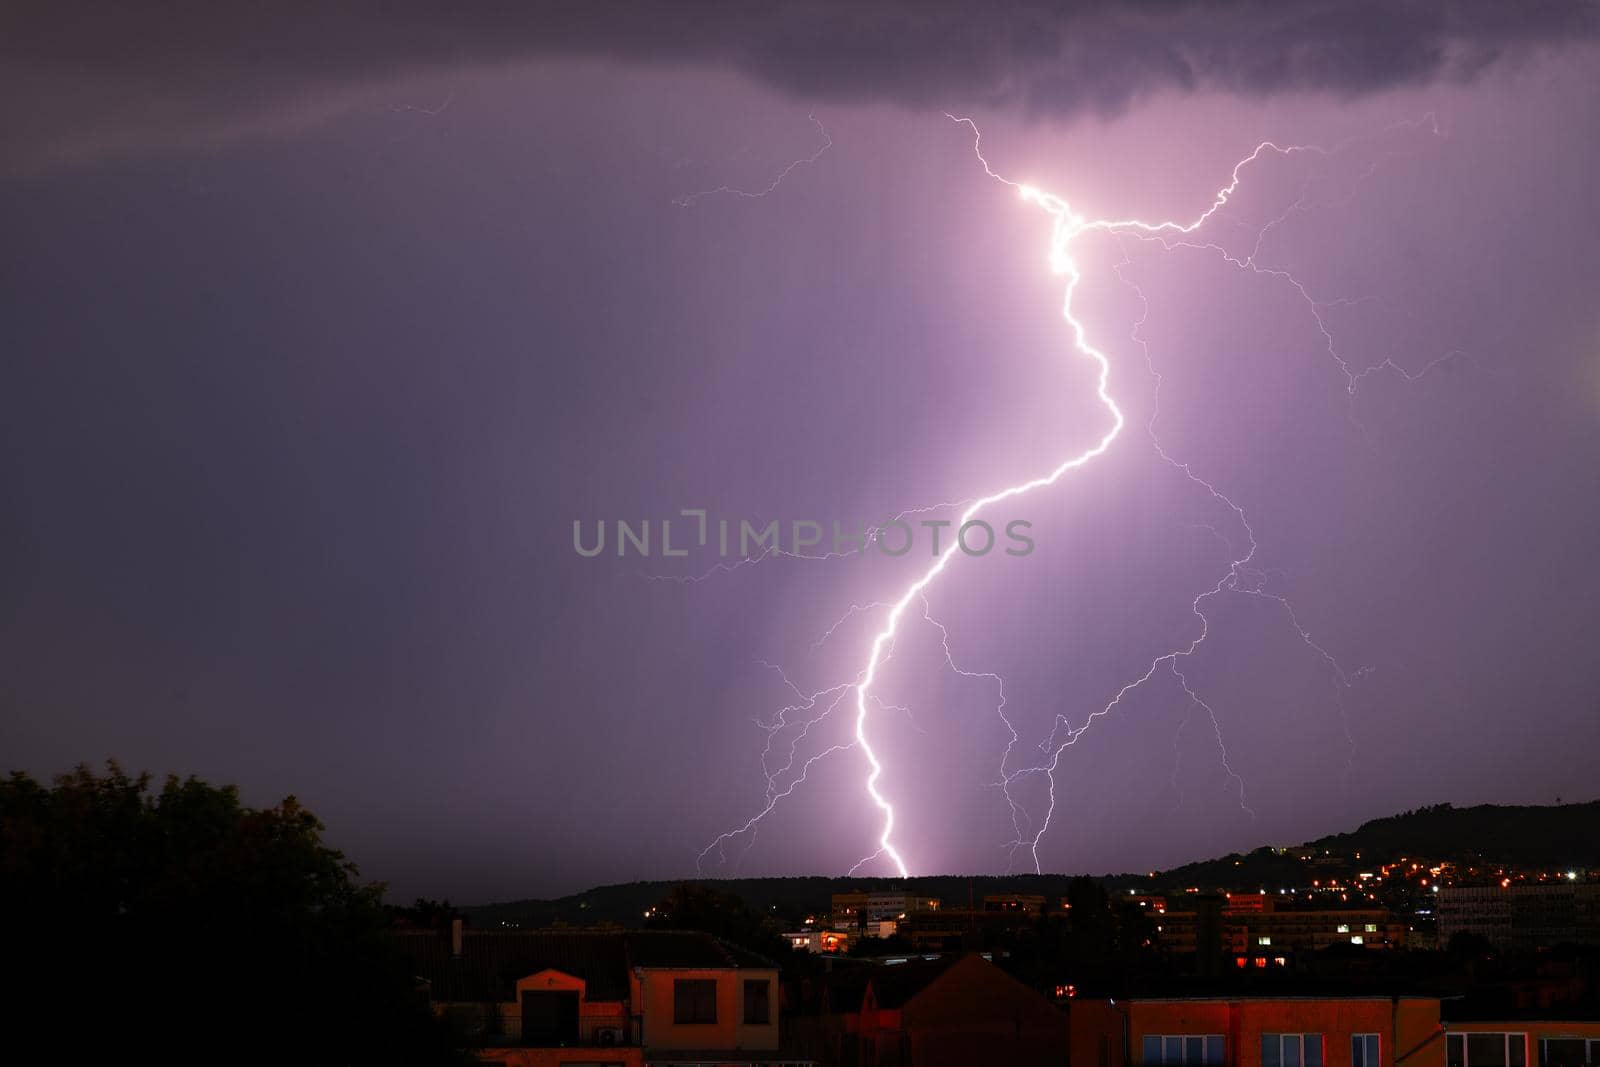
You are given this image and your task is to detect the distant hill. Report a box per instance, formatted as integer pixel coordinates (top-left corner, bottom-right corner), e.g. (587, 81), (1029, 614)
(1307, 801), (1600, 866)
(462, 800), (1599, 928)
(1098, 800), (1600, 894)
(465, 875), (1097, 930)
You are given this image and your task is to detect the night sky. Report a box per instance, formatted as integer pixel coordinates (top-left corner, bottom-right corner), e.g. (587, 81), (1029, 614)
(3, 2), (1598, 902)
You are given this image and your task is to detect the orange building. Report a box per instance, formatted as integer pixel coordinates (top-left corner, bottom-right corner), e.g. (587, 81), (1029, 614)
(397, 923), (801, 1067)
(1070, 994), (1447, 1067)
(630, 931), (783, 1060)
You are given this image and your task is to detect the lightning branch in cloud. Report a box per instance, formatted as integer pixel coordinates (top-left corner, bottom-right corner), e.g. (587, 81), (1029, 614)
(673, 113), (833, 208)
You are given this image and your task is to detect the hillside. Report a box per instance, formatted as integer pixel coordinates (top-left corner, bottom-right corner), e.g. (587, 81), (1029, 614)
(1308, 801), (1600, 865)
(462, 800), (1599, 928)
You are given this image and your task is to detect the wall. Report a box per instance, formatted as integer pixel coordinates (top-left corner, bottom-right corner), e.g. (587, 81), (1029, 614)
(633, 967), (781, 1052)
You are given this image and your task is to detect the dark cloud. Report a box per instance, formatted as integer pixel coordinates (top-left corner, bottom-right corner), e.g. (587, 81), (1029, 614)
(3, 1), (1594, 170)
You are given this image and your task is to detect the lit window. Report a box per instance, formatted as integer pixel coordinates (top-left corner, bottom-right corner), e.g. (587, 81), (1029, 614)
(1258, 936), (1272, 946)
(1365, 923), (1378, 933)
(1337, 924), (1351, 933)
(1351, 936), (1364, 945)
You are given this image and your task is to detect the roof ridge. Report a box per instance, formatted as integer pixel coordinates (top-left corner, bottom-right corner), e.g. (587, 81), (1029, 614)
(711, 933), (779, 968)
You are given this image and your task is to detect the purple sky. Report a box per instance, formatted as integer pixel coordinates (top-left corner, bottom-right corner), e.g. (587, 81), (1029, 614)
(3, 3), (1598, 901)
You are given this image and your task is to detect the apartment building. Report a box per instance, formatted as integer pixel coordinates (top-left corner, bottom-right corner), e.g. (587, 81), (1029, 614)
(831, 891), (942, 931)
(1069, 993), (1443, 1067)
(1438, 886), (1600, 951)
(1072, 994), (1600, 1067)
(1151, 896), (1406, 964)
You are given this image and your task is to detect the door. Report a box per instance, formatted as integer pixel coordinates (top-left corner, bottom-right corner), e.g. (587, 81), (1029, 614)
(519, 989), (579, 1046)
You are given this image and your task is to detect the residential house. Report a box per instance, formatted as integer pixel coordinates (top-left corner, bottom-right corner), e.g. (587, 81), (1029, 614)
(397, 922), (805, 1067)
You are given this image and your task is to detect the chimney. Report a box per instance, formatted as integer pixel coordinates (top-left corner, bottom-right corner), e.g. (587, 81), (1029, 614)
(450, 917), (464, 958)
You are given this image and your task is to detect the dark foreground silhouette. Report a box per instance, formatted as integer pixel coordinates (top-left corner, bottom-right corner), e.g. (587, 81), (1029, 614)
(0, 763), (470, 1066)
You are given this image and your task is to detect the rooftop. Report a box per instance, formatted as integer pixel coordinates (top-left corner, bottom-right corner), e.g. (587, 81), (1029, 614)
(394, 928), (775, 1003)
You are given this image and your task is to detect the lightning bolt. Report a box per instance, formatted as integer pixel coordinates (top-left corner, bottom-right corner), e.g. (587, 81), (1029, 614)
(388, 90), (455, 116)
(673, 114), (833, 208)
(847, 115), (1392, 876)
(845, 117), (1136, 876)
(698, 111), (1441, 878)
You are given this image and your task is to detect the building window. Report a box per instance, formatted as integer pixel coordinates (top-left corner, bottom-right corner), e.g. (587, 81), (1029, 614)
(673, 979), (717, 1024)
(1264, 1033), (1325, 1067)
(1259, 936), (1272, 946)
(1351, 936), (1365, 945)
(1337, 924), (1351, 933)
(1364, 923), (1379, 933)
(1143, 1035), (1225, 1066)
(743, 979), (771, 1024)
(1540, 1038), (1600, 1067)
(1354, 1034), (1381, 1067)
(1448, 1033), (1528, 1067)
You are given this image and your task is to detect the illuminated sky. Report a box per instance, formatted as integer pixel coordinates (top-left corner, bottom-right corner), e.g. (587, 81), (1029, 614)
(3, 2), (1598, 900)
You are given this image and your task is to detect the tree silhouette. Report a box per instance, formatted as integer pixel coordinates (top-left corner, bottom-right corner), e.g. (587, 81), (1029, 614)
(645, 883), (795, 963)
(0, 762), (470, 1065)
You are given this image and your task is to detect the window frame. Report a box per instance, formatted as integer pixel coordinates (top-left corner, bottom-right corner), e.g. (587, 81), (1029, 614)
(1263, 1031), (1326, 1067)
(1537, 1037), (1599, 1067)
(672, 978), (718, 1025)
(1353, 1033), (1382, 1067)
(1141, 1033), (1225, 1066)
(742, 978), (771, 1025)
(1448, 1031), (1529, 1067)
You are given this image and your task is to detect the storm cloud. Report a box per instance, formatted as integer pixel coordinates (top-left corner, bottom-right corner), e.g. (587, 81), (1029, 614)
(4, 0), (1596, 171)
